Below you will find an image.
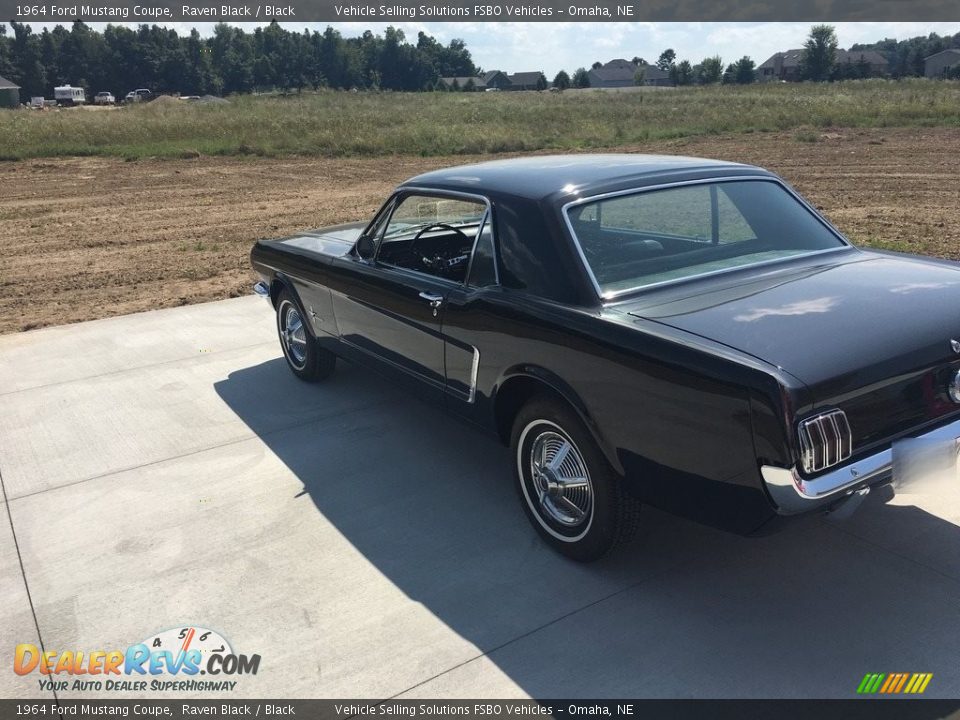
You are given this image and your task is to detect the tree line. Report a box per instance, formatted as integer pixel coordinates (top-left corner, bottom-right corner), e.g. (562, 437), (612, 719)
(550, 25), (960, 89)
(0, 21), (477, 98)
(2, 21), (959, 101)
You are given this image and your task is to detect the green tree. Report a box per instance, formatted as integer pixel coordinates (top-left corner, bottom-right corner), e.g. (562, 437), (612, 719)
(571, 67), (590, 88)
(698, 55), (723, 84)
(670, 59), (694, 85)
(801, 24), (838, 81)
(0, 21), (480, 98)
(656, 49), (676, 71)
(535, 72), (547, 91)
(552, 69), (570, 90)
(735, 56), (756, 84)
(416, 32), (475, 77)
(0, 25), (15, 81)
(633, 66), (646, 85)
(9, 22), (46, 97)
(724, 56), (756, 84)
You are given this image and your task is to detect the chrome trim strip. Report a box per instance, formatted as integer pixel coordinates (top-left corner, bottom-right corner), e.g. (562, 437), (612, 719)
(761, 415), (960, 514)
(603, 247), (850, 301)
(560, 176), (853, 302)
(798, 409), (852, 473)
(253, 281), (271, 302)
(467, 347), (481, 404)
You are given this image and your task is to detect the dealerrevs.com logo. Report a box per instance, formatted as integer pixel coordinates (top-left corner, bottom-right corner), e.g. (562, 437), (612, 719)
(14, 626), (261, 693)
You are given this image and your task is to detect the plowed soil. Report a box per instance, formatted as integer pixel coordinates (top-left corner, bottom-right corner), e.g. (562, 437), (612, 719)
(2, 127), (958, 334)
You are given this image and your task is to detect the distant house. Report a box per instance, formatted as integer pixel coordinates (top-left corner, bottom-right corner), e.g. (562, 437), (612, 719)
(438, 76), (486, 91)
(759, 48), (888, 81)
(438, 70), (531, 91)
(924, 48), (960, 78)
(759, 49), (806, 81)
(480, 70), (511, 90)
(0, 75), (20, 109)
(835, 49), (889, 77)
(631, 63), (672, 87)
(505, 71), (544, 91)
(587, 59), (671, 88)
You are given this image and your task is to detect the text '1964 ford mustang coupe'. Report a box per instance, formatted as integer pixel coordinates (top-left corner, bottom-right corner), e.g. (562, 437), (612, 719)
(251, 155), (960, 561)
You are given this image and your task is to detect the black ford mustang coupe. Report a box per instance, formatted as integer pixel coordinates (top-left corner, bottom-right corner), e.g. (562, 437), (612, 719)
(251, 155), (960, 561)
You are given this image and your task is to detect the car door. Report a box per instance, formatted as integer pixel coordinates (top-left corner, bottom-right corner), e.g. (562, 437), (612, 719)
(330, 191), (487, 398)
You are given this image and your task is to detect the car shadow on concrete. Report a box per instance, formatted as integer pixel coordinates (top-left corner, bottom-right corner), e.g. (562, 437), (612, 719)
(215, 356), (960, 701)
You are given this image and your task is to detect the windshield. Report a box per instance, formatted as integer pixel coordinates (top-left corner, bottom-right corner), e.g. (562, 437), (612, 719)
(566, 179), (847, 297)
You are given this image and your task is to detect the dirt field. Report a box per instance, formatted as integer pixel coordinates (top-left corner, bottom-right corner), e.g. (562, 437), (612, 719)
(1, 127), (959, 334)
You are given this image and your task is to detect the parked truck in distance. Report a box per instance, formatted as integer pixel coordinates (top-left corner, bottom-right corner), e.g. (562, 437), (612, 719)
(123, 88), (155, 104)
(93, 91), (115, 105)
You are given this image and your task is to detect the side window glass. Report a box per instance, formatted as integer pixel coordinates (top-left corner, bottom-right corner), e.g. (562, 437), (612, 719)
(377, 194), (487, 283)
(468, 216), (498, 288)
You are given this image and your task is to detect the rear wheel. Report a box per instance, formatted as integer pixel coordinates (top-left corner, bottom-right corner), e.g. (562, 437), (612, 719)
(276, 289), (336, 382)
(511, 396), (640, 561)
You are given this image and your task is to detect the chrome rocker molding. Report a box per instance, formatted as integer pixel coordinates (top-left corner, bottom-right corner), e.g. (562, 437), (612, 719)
(762, 416), (960, 515)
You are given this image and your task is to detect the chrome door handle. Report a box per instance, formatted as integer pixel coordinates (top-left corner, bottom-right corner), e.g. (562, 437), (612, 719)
(418, 291), (444, 307)
(418, 291), (444, 316)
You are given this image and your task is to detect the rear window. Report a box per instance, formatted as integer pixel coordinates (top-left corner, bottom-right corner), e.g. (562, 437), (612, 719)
(566, 180), (846, 296)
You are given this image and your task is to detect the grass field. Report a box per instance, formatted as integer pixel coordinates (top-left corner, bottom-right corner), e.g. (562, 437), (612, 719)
(1, 79), (959, 161)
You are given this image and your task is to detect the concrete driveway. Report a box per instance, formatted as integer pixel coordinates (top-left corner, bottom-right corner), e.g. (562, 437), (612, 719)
(2, 296), (960, 700)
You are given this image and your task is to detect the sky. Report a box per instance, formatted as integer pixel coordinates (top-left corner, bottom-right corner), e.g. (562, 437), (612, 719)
(20, 21), (960, 76)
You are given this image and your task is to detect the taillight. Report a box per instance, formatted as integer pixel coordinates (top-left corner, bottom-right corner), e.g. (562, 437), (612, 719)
(798, 409), (852, 474)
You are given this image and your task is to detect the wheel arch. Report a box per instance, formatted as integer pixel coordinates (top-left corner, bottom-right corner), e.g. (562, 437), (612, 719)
(492, 366), (623, 475)
(269, 273), (294, 308)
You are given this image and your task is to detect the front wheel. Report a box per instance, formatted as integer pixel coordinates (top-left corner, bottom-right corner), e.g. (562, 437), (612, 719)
(511, 396), (640, 561)
(276, 289), (336, 382)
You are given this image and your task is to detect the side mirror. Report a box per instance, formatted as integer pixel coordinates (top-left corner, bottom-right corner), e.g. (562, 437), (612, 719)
(356, 234), (376, 260)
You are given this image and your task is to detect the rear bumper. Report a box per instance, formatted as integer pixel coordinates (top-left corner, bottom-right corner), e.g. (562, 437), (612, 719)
(761, 415), (960, 515)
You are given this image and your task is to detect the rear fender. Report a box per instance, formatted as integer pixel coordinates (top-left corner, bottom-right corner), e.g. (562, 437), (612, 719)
(493, 365), (624, 475)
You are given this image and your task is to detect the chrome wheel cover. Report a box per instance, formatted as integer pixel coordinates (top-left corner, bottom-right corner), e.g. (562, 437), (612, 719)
(518, 421), (594, 541)
(278, 300), (308, 369)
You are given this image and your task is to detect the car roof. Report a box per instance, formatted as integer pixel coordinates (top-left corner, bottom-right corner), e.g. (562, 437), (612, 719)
(401, 154), (772, 202)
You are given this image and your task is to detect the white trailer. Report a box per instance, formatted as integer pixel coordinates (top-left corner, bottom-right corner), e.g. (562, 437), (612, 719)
(54, 86), (86, 106)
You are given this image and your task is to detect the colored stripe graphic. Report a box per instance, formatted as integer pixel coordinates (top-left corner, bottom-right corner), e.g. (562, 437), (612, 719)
(857, 673), (932, 694)
(880, 674), (896, 693)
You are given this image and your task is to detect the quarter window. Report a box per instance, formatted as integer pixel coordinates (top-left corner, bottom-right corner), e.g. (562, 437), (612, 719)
(467, 219), (498, 288)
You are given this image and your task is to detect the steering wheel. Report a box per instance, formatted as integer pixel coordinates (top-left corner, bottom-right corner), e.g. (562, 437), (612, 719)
(409, 223), (470, 271)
